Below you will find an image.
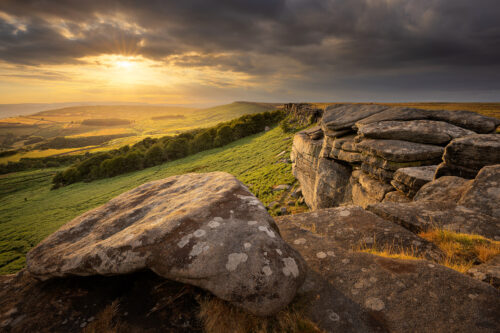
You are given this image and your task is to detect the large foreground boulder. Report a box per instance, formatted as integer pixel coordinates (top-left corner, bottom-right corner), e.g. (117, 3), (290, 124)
(26, 172), (306, 316)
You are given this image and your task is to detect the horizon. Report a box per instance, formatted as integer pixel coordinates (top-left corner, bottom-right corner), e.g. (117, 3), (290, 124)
(1, 1), (500, 105)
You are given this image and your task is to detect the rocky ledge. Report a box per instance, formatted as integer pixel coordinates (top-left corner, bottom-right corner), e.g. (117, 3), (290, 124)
(291, 103), (500, 210)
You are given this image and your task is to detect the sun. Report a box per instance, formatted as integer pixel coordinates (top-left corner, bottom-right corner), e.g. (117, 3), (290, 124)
(115, 59), (134, 69)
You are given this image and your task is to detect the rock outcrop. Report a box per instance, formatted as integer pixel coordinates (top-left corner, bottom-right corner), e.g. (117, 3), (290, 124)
(291, 104), (499, 210)
(275, 213), (500, 333)
(26, 172), (306, 316)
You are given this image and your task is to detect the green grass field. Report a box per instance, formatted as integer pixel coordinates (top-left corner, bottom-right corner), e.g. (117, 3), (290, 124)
(0, 127), (295, 274)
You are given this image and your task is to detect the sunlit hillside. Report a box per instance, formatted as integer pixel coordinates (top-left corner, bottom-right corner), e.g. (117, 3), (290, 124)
(0, 102), (278, 164)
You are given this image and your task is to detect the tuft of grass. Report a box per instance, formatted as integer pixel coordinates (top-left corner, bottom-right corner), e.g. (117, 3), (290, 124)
(357, 243), (421, 261)
(356, 229), (500, 277)
(419, 229), (500, 273)
(197, 296), (323, 333)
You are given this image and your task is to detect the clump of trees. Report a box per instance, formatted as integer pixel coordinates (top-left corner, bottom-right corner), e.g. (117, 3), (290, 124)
(35, 134), (133, 149)
(51, 110), (285, 188)
(0, 154), (86, 175)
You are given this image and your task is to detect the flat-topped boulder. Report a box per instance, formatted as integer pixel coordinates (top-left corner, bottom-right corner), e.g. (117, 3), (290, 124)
(357, 139), (444, 163)
(439, 134), (500, 178)
(391, 165), (437, 198)
(26, 172), (306, 316)
(458, 165), (500, 218)
(322, 104), (388, 132)
(276, 219), (500, 333)
(414, 176), (472, 203)
(276, 206), (443, 261)
(367, 201), (500, 240)
(357, 120), (474, 145)
(356, 107), (500, 133)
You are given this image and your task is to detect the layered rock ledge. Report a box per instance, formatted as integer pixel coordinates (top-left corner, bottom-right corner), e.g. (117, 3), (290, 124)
(291, 103), (500, 210)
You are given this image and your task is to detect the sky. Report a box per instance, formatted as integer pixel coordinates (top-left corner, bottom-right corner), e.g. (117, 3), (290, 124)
(0, 0), (499, 105)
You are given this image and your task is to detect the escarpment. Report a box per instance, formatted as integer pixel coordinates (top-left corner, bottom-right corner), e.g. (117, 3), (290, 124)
(291, 103), (500, 213)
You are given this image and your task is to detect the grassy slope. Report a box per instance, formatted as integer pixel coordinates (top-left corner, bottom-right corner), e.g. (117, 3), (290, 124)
(0, 127), (294, 274)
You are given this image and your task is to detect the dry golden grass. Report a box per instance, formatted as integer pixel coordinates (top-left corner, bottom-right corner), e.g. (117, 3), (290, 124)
(357, 242), (421, 261)
(419, 229), (500, 273)
(356, 229), (500, 275)
(197, 296), (323, 333)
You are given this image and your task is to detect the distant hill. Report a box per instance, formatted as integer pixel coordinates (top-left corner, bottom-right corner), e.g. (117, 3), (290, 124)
(0, 101), (280, 163)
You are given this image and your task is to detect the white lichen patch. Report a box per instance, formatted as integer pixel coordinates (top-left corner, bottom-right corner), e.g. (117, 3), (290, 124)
(262, 266), (273, 276)
(193, 229), (206, 238)
(190, 242), (210, 257)
(244, 242), (252, 250)
(365, 297), (385, 311)
(258, 226), (276, 238)
(293, 238), (306, 245)
(247, 221), (258, 226)
(282, 257), (299, 278)
(208, 221), (221, 228)
(177, 234), (193, 248)
(226, 253), (248, 271)
(276, 249), (283, 256)
(316, 251), (327, 259)
(326, 309), (340, 322)
(339, 209), (351, 217)
(327, 251), (335, 256)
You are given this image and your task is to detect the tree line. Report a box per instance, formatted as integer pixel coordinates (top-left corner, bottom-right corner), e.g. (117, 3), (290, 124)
(52, 110), (285, 188)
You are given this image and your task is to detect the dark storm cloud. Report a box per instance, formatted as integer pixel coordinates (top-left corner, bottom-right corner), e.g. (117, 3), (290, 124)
(1, 0), (499, 99)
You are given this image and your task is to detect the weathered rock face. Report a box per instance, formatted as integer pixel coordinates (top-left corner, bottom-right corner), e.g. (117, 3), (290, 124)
(322, 104), (388, 133)
(367, 201), (500, 240)
(357, 120), (474, 145)
(276, 215), (500, 333)
(26, 172), (306, 316)
(282, 103), (324, 126)
(275, 206), (444, 261)
(413, 176), (472, 203)
(350, 170), (394, 208)
(356, 139), (444, 163)
(458, 164), (500, 218)
(391, 165), (437, 198)
(437, 134), (500, 179)
(291, 104), (499, 210)
(356, 107), (500, 133)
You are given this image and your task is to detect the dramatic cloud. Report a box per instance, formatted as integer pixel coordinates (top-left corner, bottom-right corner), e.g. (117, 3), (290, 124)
(0, 0), (499, 102)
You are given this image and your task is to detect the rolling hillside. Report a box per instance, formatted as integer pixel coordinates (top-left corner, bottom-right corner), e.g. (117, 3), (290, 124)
(0, 127), (296, 274)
